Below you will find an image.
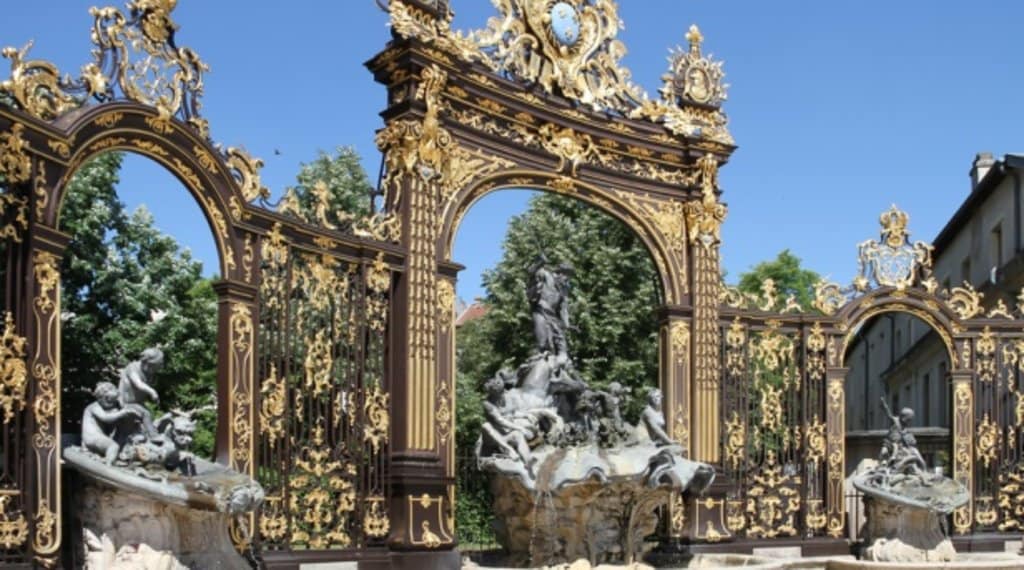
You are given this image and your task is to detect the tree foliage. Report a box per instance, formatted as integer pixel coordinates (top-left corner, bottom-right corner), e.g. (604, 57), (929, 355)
(291, 146), (376, 221)
(736, 249), (821, 310)
(61, 153), (218, 457)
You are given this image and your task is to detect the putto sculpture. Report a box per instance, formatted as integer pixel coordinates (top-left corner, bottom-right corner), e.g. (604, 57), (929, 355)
(64, 347), (264, 570)
(851, 399), (968, 562)
(476, 255), (713, 566)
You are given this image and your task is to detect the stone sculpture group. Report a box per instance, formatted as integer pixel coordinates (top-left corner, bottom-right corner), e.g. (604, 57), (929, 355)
(852, 399), (969, 562)
(64, 347), (264, 569)
(476, 255), (714, 565)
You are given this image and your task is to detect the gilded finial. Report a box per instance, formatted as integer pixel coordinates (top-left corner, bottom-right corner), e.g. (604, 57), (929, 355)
(686, 24), (704, 54)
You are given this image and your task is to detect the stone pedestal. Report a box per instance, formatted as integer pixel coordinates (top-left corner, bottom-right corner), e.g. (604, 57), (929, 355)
(76, 480), (250, 570)
(861, 497), (956, 563)
(492, 475), (669, 567)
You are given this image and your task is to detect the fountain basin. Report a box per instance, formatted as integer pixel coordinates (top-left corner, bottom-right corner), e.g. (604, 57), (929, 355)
(485, 442), (714, 567)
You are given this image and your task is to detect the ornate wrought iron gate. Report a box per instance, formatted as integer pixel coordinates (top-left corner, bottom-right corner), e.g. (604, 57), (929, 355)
(1, 1), (1024, 568)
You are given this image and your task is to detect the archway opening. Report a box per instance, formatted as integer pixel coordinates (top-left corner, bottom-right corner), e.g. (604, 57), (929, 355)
(450, 188), (666, 554)
(59, 151), (220, 459)
(842, 310), (952, 538)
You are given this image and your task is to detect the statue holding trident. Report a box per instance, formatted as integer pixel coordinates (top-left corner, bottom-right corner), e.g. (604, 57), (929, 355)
(527, 253), (573, 360)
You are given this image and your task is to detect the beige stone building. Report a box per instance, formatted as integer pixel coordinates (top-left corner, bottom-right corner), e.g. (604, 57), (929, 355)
(845, 152), (1024, 474)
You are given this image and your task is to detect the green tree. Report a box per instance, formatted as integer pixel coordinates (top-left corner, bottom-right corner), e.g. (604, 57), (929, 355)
(61, 153), (218, 457)
(736, 249), (821, 310)
(290, 146), (375, 222)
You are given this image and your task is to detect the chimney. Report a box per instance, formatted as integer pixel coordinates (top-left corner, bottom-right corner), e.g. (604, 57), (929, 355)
(970, 152), (996, 191)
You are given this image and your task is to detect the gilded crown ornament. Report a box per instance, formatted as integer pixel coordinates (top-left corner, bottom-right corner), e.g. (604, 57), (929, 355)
(856, 205), (933, 291)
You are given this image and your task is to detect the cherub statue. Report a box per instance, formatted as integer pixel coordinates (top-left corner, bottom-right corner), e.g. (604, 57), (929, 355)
(879, 400), (929, 479)
(81, 382), (141, 464)
(118, 347), (164, 439)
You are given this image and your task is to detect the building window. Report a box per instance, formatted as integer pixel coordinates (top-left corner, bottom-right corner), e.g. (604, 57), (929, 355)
(961, 257), (972, 285)
(992, 223), (1004, 271)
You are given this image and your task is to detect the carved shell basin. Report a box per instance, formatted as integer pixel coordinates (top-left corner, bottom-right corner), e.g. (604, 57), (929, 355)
(480, 439), (714, 494)
(852, 471), (968, 515)
(64, 445), (264, 515)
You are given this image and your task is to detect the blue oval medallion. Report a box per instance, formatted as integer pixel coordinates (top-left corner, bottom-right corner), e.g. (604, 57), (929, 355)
(550, 2), (581, 47)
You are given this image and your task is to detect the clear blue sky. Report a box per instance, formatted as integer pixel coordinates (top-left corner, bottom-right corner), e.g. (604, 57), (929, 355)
(3, 2), (1023, 302)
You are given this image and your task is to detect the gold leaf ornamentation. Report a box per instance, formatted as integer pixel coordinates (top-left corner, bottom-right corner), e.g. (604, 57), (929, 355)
(0, 313), (28, 424)
(538, 124), (595, 175)
(0, 124), (32, 184)
(363, 496), (390, 538)
(948, 282), (983, 320)
(225, 147), (268, 202)
(0, 42), (83, 119)
(364, 385), (390, 454)
(744, 450), (801, 539)
(259, 364), (286, 441)
(682, 154), (727, 247)
(855, 206), (933, 291)
(0, 492), (28, 549)
(975, 413), (998, 469)
(669, 321), (690, 366)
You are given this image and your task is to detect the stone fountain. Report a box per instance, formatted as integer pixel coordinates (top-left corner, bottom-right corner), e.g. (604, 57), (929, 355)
(850, 400), (968, 563)
(63, 347), (264, 570)
(475, 255), (714, 566)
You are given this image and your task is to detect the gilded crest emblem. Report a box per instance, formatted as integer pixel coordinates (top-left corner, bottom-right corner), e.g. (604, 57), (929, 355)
(855, 205), (933, 291)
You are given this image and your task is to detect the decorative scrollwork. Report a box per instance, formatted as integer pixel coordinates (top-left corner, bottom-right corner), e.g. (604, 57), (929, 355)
(363, 385), (390, 454)
(2, 1), (209, 134)
(0, 491), (28, 549)
(259, 364), (286, 441)
(0, 42), (83, 120)
(683, 154), (727, 247)
(947, 282), (983, 320)
(0, 124), (32, 187)
(289, 424), (357, 549)
(975, 327), (997, 383)
(975, 413), (998, 469)
(805, 414), (826, 466)
(661, 25), (727, 108)
(745, 450), (800, 539)
(855, 205), (933, 291)
(0, 313), (28, 425)
(998, 463), (1024, 531)
(813, 281), (846, 316)
(386, 0), (732, 143)
(723, 411), (745, 471)
(438, 280), (455, 328)
(669, 320), (690, 366)
(539, 124), (595, 175)
(363, 496), (390, 538)
(224, 147), (269, 202)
